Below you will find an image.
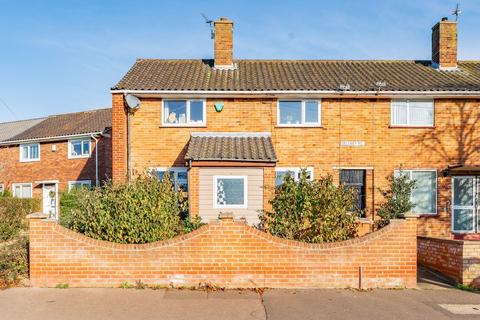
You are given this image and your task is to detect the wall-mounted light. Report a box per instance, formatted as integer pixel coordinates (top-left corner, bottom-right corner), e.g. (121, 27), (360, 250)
(214, 102), (224, 112)
(51, 144), (57, 152)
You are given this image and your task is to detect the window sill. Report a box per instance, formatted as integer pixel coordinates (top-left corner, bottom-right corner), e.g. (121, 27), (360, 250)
(20, 159), (40, 163)
(389, 125), (435, 129)
(68, 155), (91, 160)
(417, 213), (438, 218)
(160, 125), (207, 128)
(276, 125), (323, 128)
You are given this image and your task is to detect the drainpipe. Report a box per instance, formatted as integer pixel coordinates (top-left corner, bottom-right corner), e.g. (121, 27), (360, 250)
(127, 108), (131, 181)
(91, 134), (99, 187)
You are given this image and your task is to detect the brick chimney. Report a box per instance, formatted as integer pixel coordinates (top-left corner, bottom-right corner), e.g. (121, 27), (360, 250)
(432, 17), (458, 70)
(214, 17), (234, 69)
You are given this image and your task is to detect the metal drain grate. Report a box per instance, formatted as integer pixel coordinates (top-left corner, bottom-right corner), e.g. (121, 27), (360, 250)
(439, 304), (480, 315)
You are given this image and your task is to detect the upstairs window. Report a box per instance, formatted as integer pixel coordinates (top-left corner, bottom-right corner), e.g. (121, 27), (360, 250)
(68, 139), (91, 159)
(20, 143), (40, 162)
(278, 100), (321, 126)
(275, 167), (314, 187)
(163, 99), (206, 126)
(391, 99), (434, 127)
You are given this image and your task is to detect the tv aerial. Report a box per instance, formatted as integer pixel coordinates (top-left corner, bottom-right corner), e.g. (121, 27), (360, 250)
(201, 13), (214, 39)
(452, 3), (462, 21)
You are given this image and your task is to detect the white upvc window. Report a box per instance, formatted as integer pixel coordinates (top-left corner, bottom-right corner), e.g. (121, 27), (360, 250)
(12, 183), (32, 198)
(20, 143), (40, 162)
(391, 99), (434, 127)
(275, 167), (314, 187)
(214, 175), (248, 209)
(394, 169), (437, 215)
(68, 180), (92, 191)
(68, 139), (91, 159)
(162, 99), (206, 126)
(0, 184), (4, 194)
(151, 167), (188, 192)
(277, 100), (321, 126)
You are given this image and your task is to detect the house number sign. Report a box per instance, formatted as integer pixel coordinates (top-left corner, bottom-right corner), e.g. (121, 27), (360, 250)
(340, 140), (365, 147)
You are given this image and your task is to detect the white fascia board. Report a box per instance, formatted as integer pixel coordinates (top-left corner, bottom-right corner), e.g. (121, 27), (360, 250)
(0, 132), (104, 146)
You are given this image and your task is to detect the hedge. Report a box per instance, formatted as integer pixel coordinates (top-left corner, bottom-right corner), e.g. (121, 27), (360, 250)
(0, 197), (41, 241)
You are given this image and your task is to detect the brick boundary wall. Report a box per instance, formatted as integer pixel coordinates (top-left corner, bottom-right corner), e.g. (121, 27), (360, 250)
(29, 215), (417, 289)
(418, 236), (480, 288)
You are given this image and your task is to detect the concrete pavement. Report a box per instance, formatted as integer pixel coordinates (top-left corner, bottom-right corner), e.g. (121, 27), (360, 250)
(0, 287), (478, 320)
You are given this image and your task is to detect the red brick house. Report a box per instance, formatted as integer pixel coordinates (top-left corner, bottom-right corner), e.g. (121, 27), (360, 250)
(110, 18), (479, 285)
(0, 108), (111, 219)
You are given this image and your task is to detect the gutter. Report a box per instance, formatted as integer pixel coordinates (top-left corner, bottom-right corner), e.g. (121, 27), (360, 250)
(0, 132), (104, 146)
(110, 89), (480, 98)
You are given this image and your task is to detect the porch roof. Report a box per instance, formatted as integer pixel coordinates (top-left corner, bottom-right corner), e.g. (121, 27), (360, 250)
(185, 132), (277, 163)
(444, 165), (480, 176)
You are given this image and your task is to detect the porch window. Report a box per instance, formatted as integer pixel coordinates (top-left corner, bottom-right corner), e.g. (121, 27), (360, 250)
(20, 143), (40, 162)
(12, 183), (32, 198)
(395, 170), (437, 214)
(162, 99), (206, 126)
(391, 99), (434, 127)
(451, 176), (479, 233)
(278, 100), (321, 126)
(214, 176), (247, 208)
(152, 167), (188, 192)
(68, 180), (92, 191)
(68, 139), (91, 158)
(275, 167), (314, 187)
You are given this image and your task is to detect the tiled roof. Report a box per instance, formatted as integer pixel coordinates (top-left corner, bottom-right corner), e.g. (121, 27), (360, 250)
(0, 118), (46, 142)
(2, 108), (111, 143)
(185, 133), (277, 162)
(112, 59), (480, 92)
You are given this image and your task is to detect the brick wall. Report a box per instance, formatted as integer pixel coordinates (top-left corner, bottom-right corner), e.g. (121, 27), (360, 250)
(0, 136), (111, 198)
(29, 215), (417, 289)
(115, 96), (480, 238)
(418, 236), (480, 288)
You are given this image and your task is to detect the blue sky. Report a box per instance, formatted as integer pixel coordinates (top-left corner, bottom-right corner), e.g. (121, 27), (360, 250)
(1, 0), (479, 122)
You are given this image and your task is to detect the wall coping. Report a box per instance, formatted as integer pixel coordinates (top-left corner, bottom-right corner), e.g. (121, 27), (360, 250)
(417, 236), (465, 245)
(33, 217), (411, 251)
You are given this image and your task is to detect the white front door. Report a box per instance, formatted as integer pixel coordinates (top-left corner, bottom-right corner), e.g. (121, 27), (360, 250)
(42, 184), (58, 219)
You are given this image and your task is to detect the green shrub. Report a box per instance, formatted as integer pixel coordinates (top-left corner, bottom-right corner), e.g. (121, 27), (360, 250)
(0, 235), (29, 288)
(260, 170), (359, 243)
(60, 175), (200, 244)
(0, 197), (41, 241)
(376, 170), (416, 228)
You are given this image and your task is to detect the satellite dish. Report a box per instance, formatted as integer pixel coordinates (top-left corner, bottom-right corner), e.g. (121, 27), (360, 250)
(125, 94), (141, 110)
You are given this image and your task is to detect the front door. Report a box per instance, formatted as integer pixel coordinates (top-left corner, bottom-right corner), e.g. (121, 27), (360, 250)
(42, 184), (58, 219)
(340, 169), (366, 216)
(452, 176), (479, 233)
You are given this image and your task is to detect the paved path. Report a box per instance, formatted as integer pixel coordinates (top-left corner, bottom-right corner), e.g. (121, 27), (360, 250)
(0, 287), (479, 320)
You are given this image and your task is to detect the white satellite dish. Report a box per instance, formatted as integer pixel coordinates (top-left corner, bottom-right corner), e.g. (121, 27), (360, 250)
(125, 94), (141, 110)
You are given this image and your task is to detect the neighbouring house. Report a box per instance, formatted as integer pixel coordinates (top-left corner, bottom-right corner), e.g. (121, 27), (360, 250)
(0, 108), (112, 219)
(110, 17), (480, 285)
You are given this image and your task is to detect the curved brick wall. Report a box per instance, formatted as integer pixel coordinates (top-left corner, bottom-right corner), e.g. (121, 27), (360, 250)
(29, 216), (417, 288)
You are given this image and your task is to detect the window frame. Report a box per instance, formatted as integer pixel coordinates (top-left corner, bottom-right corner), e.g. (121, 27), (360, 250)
(390, 99), (435, 127)
(150, 167), (188, 192)
(394, 169), (438, 215)
(68, 139), (91, 159)
(213, 175), (248, 209)
(68, 180), (92, 191)
(275, 167), (314, 187)
(19, 143), (40, 162)
(277, 100), (322, 127)
(12, 183), (32, 198)
(161, 99), (207, 127)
